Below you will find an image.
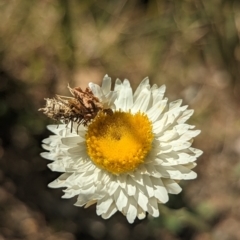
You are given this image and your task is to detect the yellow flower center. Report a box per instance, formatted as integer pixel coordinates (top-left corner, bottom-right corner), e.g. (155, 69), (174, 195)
(86, 111), (153, 174)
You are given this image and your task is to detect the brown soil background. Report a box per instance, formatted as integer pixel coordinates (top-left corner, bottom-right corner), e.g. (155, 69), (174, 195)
(1, 1), (240, 239)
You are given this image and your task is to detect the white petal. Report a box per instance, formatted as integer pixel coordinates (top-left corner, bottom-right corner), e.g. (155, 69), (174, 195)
(101, 75), (112, 94)
(144, 164), (162, 178)
(169, 99), (182, 110)
(179, 130), (201, 141)
(114, 78), (122, 91)
(115, 79), (133, 111)
(147, 99), (167, 122)
(62, 187), (80, 198)
(42, 137), (52, 144)
(153, 114), (168, 135)
(152, 85), (166, 105)
(137, 206), (146, 220)
(189, 147), (203, 157)
(48, 160), (68, 172)
(147, 198), (159, 217)
(117, 174), (127, 189)
(162, 179), (182, 194)
(84, 200), (97, 208)
(170, 141), (192, 151)
(101, 202), (118, 219)
(41, 144), (53, 151)
(48, 173), (72, 188)
(62, 136), (83, 146)
(177, 109), (194, 124)
(157, 152), (197, 166)
(74, 193), (103, 207)
(115, 189), (128, 211)
(131, 88), (151, 113)
(174, 165), (197, 179)
(151, 83), (158, 90)
(108, 181), (120, 196)
(126, 177), (136, 196)
(96, 196), (113, 215)
(131, 172), (144, 185)
(104, 91), (118, 108)
(151, 177), (169, 203)
(74, 197), (89, 207)
(88, 82), (103, 99)
(126, 204), (137, 223)
(74, 187), (101, 207)
(142, 175), (154, 197)
(40, 152), (55, 160)
(156, 165), (197, 180)
(75, 193), (95, 207)
(58, 127), (75, 137)
(123, 198), (137, 223)
(68, 145), (86, 155)
(158, 129), (179, 142)
(133, 77), (149, 101)
(175, 124), (194, 135)
(134, 190), (148, 211)
(47, 124), (66, 134)
(136, 164), (149, 174)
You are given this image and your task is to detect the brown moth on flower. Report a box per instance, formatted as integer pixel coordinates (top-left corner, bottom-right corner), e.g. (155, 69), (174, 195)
(40, 75), (202, 223)
(39, 85), (112, 129)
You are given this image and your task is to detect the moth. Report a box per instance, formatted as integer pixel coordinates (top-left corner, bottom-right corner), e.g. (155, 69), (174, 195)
(39, 85), (112, 131)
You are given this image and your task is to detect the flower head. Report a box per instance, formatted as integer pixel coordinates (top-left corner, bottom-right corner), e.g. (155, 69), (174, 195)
(40, 75), (202, 223)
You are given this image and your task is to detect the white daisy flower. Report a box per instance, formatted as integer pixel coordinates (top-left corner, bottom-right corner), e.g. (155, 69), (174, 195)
(40, 75), (202, 223)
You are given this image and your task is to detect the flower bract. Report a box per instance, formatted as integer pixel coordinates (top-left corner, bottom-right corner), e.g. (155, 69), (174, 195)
(41, 75), (202, 223)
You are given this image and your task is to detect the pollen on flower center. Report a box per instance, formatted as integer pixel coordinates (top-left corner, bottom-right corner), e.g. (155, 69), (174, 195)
(86, 111), (154, 174)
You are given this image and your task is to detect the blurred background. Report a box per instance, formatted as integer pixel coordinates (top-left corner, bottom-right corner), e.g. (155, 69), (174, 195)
(1, 0), (240, 239)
